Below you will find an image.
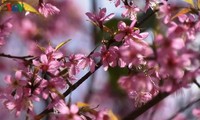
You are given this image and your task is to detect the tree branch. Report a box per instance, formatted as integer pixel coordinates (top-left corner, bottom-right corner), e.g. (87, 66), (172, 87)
(194, 80), (200, 88)
(63, 62), (101, 97)
(167, 97), (200, 120)
(123, 92), (170, 120)
(0, 53), (33, 60)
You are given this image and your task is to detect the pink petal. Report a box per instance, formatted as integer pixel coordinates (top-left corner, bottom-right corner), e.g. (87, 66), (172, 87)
(4, 75), (12, 84)
(114, 33), (125, 41)
(130, 19), (137, 28)
(56, 101), (69, 114)
(52, 52), (63, 59)
(118, 21), (127, 31)
(99, 8), (106, 18)
(115, 0), (120, 7)
(118, 59), (127, 68)
(15, 71), (22, 80)
(70, 104), (79, 114)
(86, 12), (96, 22)
(193, 108), (200, 118)
(90, 59), (96, 72)
(33, 60), (40, 66)
(103, 63), (109, 71)
(4, 101), (15, 110)
(42, 89), (49, 99)
(139, 32), (149, 39)
(78, 59), (88, 69)
(40, 54), (48, 64)
(103, 13), (115, 21)
(171, 38), (184, 50)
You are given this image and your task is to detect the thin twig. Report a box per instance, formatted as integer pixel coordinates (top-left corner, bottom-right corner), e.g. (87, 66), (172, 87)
(0, 53), (33, 60)
(63, 62), (101, 97)
(167, 97), (200, 120)
(194, 80), (200, 88)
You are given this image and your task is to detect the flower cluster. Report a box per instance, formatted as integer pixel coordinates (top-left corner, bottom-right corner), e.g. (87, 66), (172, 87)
(1, 0), (200, 120)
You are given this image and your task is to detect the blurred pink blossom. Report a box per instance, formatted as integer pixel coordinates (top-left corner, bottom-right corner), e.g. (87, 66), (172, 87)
(39, 3), (60, 17)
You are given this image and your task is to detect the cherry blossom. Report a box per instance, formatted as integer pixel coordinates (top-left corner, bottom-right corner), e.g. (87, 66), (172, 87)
(114, 20), (149, 42)
(86, 8), (115, 28)
(78, 54), (96, 72)
(1, 0), (200, 120)
(38, 3), (60, 17)
(193, 108), (200, 118)
(99, 45), (119, 71)
(0, 18), (13, 46)
(54, 100), (82, 120)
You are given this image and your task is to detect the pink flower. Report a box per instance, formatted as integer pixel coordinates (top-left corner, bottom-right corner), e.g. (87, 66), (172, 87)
(155, 34), (185, 53)
(0, 18), (13, 46)
(176, 14), (200, 40)
(109, 0), (121, 7)
(95, 110), (110, 120)
(193, 108), (200, 118)
(157, 50), (191, 80)
(118, 39), (152, 68)
(41, 77), (66, 99)
(118, 73), (157, 105)
(33, 54), (61, 74)
(54, 100), (82, 120)
(158, 0), (173, 24)
(86, 8), (115, 28)
(114, 20), (148, 42)
(134, 92), (152, 107)
(0, 18), (13, 37)
(99, 45), (119, 71)
(4, 96), (34, 117)
(4, 70), (27, 98)
(65, 54), (85, 77)
(0, 37), (5, 46)
(39, 3), (60, 17)
(78, 55), (96, 72)
(33, 46), (63, 74)
(122, 5), (140, 20)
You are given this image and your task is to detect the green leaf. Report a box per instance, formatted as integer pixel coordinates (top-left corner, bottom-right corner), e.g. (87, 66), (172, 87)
(55, 39), (71, 51)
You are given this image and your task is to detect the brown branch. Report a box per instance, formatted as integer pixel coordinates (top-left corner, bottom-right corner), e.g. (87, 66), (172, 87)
(122, 78), (197, 120)
(194, 80), (200, 88)
(167, 97), (200, 120)
(0, 53), (33, 60)
(136, 9), (159, 27)
(123, 92), (170, 120)
(63, 62), (101, 97)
